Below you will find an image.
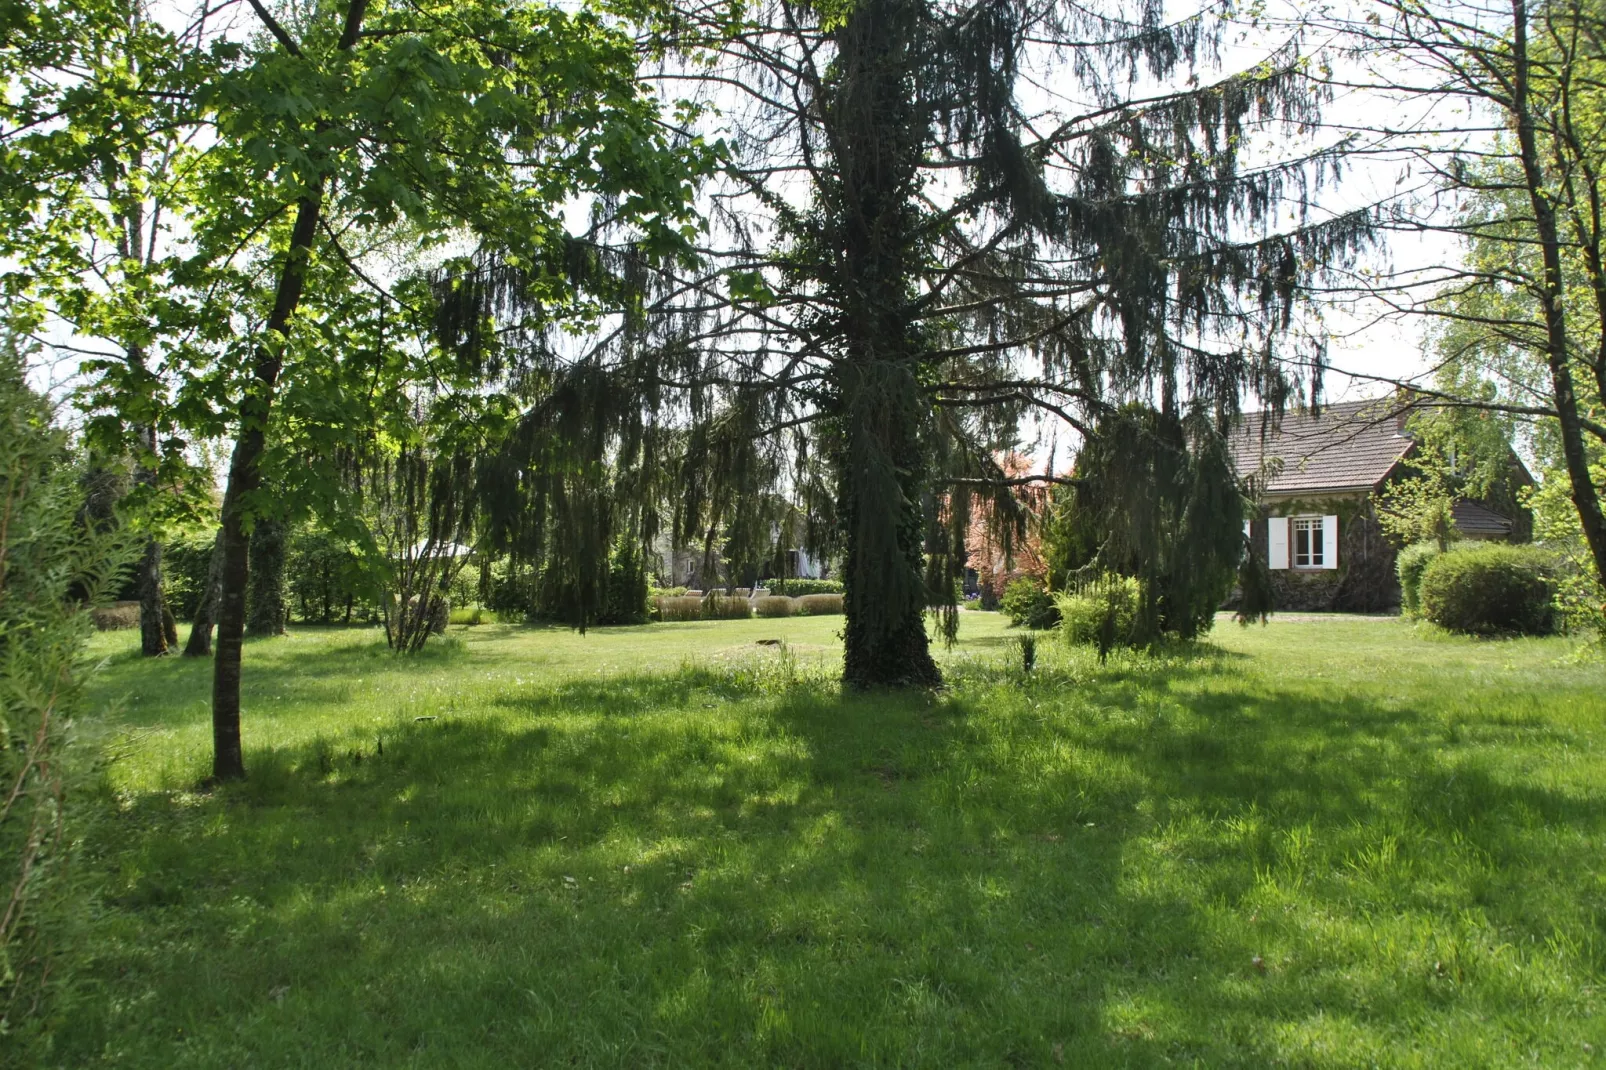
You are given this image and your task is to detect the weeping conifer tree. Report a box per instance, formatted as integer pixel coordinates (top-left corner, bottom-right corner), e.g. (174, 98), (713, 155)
(1046, 403), (1263, 644)
(674, 0), (1367, 686)
(442, 0), (1371, 686)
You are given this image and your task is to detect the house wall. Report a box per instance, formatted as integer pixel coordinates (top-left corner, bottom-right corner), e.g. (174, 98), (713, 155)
(1250, 493), (1400, 612)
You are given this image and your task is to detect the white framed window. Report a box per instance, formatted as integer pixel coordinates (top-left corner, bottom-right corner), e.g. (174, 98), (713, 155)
(1292, 517), (1325, 567)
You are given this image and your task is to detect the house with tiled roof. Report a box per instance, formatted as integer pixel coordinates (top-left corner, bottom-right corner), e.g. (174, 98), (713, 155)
(1230, 398), (1531, 611)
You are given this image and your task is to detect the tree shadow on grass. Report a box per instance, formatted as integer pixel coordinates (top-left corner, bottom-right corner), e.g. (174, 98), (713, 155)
(60, 653), (1606, 1068)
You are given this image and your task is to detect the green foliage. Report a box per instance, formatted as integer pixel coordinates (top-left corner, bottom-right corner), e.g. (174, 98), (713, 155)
(0, 343), (132, 1048)
(1055, 576), (1143, 654)
(1049, 406), (1246, 644)
(598, 541), (650, 627)
(1375, 454), (1459, 551)
(1529, 462), (1606, 637)
(1419, 543), (1557, 636)
(246, 517), (288, 637)
(1000, 577), (1059, 630)
(1396, 541), (1450, 618)
(286, 527), (371, 625)
(762, 578), (844, 597)
(162, 530), (218, 621)
(754, 596), (795, 618)
(447, 605), (484, 627)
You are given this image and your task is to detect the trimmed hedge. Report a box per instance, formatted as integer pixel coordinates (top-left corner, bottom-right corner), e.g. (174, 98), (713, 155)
(1396, 541), (1441, 617)
(656, 596), (705, 622)
(754, 596), (794, 618)
(703, 593), (752, 620)
(763, 578), (843, 597)
(795, 593), (844, 616)
(1418, 543), (1556, 635)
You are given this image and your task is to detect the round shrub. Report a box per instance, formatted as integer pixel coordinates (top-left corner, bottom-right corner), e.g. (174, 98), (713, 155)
(795, 593), (844, 616)
(1395, 541), (1441, 617)
(1000, 576), (1059, 629)
(1055, 576), (1141, 647)
(754, 595), (795, 618)
(1418, 543), (1556, 635)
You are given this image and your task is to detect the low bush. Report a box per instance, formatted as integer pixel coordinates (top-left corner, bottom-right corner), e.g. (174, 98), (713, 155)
(763, 578), (844, 597)
(1000, 577), (1059, 629)
(1418, 543), (1556, 635)
(1056, 575), (1142, 649)
(1396, 541), (1466, 617)
(90, 601), (140, 631)
(650, 586), (688, 599)
(795, 593), (844, 616)
(703, 593), (753, 620)
(656, 596), (705, 622)
(754, 596), (794, 618)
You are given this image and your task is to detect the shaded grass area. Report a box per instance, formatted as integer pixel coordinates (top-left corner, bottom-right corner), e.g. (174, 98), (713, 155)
(49, 615), (1606, 1066)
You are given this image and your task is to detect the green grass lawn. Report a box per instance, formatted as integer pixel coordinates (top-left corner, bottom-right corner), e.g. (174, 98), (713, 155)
(48, 612), (1606, 1067)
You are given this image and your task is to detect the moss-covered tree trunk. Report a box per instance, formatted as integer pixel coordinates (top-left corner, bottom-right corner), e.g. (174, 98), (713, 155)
(136, 538), (170, 656)
(825, 0), (940, 689)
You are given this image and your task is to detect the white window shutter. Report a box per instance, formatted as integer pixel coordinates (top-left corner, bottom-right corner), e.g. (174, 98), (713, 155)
(1268, 517), (1289, 570)
(1322, 515), (1340, 570)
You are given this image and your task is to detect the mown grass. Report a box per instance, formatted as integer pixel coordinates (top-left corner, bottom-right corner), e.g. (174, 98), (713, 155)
(44, 613), (1606, 1067)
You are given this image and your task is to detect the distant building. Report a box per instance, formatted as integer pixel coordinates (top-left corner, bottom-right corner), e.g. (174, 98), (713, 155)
(1230, 399), (1531, 611)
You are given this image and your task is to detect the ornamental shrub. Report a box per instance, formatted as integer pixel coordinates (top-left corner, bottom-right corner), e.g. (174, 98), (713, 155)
(1395, 541), (1441, 617)
(703, 592), (753, 620)
(656, 595), (704, 622)
(1055, 575), (1142, 650)
(763, 578), (844, 596)
(795, 593), (844, 615)
(754, 595), (795, 618)
(1000, 576), (1059, 629)
(1418, 543), (1556, 635)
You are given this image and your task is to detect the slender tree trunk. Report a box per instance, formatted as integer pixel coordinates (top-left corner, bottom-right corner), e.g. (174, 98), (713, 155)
(209, 194), (322, 782)
(136, 538), (170, 656)
(184, 528), (224, 657)
(1511, 0), (1606, 588)
(827, 0), (940, 688)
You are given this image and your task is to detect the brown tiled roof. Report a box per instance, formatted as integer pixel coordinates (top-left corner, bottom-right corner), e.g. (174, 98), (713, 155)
(1230, 398), (1414, 495)
(1451, 500), (1515, 537)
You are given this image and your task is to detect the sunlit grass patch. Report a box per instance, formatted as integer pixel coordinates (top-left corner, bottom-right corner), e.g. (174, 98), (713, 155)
(52, 614), (1606, 1067)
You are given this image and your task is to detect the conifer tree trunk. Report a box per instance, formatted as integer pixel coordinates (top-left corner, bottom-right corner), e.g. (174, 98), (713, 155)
(826, 0), (940, 688)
